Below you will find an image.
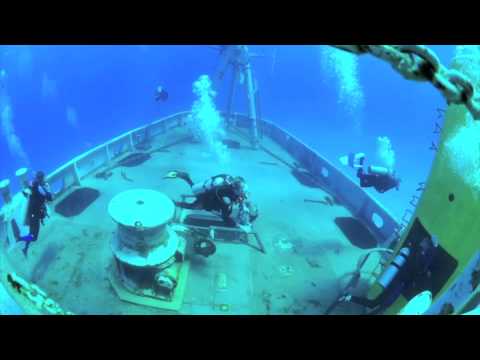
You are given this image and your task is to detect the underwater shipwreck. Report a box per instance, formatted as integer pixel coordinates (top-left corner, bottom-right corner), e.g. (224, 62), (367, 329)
(1, 45), (480, 315)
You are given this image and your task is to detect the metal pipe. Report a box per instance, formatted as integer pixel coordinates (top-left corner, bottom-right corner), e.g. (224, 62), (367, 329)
(226, 68), (238, 129)
(72, 163), (82, 186)
(244, 60), (259, 148)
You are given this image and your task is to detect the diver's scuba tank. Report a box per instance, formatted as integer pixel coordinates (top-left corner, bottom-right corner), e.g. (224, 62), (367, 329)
(192, 175), (230, 196)
(368, 166), (391, 176)
(378, 247), (411, 289)
(21, 187), (32, 227)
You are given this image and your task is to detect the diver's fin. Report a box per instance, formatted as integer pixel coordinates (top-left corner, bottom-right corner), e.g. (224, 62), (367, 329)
(339, 153), (357, 167)
(19, 234), (34, 243)
(163, 171), (179, 179)
(165, 171), (194, 187)
(339, 155), (349, 167)
(339, 153), (366, 168)
(351, 153), (366, 168)
(11, 220), (21, 242)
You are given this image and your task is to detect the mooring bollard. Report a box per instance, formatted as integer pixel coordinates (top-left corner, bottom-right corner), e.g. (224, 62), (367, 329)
(15, 167), (29, 189)
(0, 179), (11, 204)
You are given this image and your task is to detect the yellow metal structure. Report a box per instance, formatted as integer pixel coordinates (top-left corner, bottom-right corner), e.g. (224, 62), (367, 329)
(370, 59), (480, 314)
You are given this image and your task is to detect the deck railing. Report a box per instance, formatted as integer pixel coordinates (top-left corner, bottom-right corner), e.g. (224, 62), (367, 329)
(45, 111), (191, 197)
(1, 111), (399, 247)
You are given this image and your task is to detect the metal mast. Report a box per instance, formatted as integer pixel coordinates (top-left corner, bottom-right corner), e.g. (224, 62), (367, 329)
(214, 45), (260, 148)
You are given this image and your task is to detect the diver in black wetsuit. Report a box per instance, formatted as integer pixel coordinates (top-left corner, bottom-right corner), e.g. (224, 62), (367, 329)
(342, 153), (400, 194)
(155, 85), (169, 102)
(164, 170), (257, 226)
(16, 171), (53, 257)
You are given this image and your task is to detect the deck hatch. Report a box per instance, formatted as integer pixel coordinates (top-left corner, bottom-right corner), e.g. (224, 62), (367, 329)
(117, 152), (151, 167)
(54, 187), (100, 217)
(334, 216), (378, 249)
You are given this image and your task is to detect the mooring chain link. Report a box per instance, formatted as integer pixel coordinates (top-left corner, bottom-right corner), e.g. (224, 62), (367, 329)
(332, 45), (480, 120)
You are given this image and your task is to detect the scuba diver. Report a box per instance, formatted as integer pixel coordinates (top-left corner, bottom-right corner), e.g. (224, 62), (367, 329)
(155, 85), (169, 102)
(340, 152), (400, 194)
(338, 234), (438, 314)
(163, 170), (258, 228)
(15, 171), (53, 257)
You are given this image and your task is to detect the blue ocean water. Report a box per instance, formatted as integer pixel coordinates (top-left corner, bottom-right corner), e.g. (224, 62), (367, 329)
(0, 45), (457, 220)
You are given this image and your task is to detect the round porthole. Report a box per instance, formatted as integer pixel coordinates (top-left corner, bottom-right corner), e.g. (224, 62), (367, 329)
(321, 167), (329, 178)
(448, 193), (455, 202)
(372, 212), (384, 229)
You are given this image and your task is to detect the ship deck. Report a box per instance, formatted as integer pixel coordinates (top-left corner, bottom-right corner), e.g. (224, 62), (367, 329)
(2, 124), (380, 315)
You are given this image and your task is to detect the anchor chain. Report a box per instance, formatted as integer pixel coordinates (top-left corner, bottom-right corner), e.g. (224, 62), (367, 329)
(331, 45), (480, 120)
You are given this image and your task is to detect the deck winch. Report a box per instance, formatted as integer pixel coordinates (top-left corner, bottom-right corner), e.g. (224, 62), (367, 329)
(108, 189), (188, 305)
